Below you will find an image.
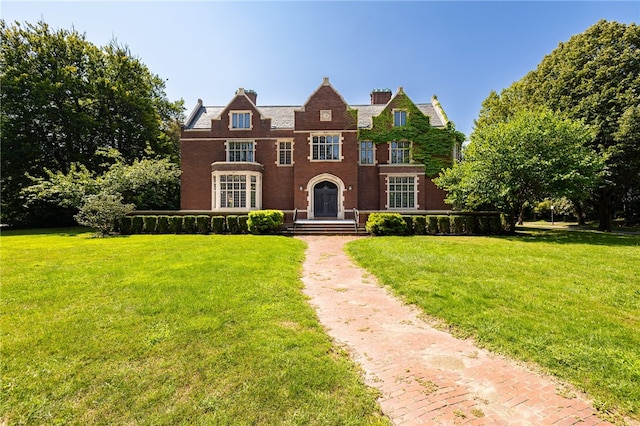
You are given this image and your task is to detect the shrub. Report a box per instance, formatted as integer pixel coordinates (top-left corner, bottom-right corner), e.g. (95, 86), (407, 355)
(477, 216), (491, 235)
(401, 215), (414, 235)
(211, 216), (226, 234)
(74, 193), (135, 237)
(412, 215), (427, 235)
(196, 215), (210, 234)
(450, 215), (465, 235)
(426, 216), (439, 235)
(365, 213), (407, 236)
(226, 215), (240, 234)
(119, 216), (133, 235)
(238, 215), (249, 234)
(183, 215), (197, 234)
(437, 216), (451, 235)
(131, 216), (144, 234)
(248, 210), (284, 234)
(156, 216), (170, 234)
(142, 216), (157, 234)
(463, 215), (477, 235)
(169, 216), (183, 234)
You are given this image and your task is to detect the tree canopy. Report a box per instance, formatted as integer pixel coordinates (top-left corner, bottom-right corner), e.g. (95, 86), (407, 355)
(434, 109), (603, 232)
(1, 20), (184, 226)
(473, 20), (640, 230)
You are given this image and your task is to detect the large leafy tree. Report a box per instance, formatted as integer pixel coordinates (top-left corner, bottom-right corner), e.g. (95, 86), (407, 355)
(475, 20), (640, 231)
(1, 20), (184, 226)
(434, 109), (603, 232)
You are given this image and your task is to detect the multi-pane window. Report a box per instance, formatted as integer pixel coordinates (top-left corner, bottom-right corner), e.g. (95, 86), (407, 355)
(388, 176), (416, 209)
(227, 141), (254, 162)
(311, 134), (340, 161)
(394, 110), (407, 127)
(231, 112), (251, 129)
(390, 141), (411, 164)
(360, 141), (375, 165)
(278, 141), (293, 165)
(214, 174), (257, 209)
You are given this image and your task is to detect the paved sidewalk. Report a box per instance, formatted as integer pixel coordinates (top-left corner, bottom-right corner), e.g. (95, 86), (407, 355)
(298, 236), (614, 426)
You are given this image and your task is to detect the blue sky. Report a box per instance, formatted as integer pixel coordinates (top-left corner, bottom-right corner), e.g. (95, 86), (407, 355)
(3, 1), (638, 138)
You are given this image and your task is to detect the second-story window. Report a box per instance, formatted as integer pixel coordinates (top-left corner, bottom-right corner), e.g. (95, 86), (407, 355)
(394, 110), (407, 127)
(311, 134), (341, 161)
(390, 141), (411, 164)
(359, 141), (375, 165)
(230, 111), (251, 129)
(278, 141), (293, 165)
(227, 140), (255, 162)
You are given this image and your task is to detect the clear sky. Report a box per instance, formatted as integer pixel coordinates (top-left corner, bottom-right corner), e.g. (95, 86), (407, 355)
(3, 1), (638, 138)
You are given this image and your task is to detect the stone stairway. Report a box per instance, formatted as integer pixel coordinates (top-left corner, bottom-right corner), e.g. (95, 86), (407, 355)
(285, 220), (366, 236)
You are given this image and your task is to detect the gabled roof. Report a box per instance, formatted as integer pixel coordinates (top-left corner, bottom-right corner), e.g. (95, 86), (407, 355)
(182, 85), (446, 130)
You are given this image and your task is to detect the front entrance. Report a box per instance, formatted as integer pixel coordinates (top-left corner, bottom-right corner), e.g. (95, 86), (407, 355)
(313, 181), (338, 217)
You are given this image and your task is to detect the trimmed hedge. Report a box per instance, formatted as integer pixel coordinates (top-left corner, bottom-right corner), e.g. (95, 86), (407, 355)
(248, 210), (284, 234)
(226, 215), (240, 234)
(142, 216), (157, 234)
(365, 213), (407, 236)
(412, 216), (427, 235)
(119, 216), (133, 235)
(131, 216), (144, 234)
(169, 216), (183, 234)
(211, 216), (226, 234)
(157, 216), (170, 234)
(426, 215), (439, 235)
(183, 215), (197, 234)
(238, 215), (249, 234)
(196, 215), (210, 234)
(401, 215), (414, 236)
(450, 215), (465, 235)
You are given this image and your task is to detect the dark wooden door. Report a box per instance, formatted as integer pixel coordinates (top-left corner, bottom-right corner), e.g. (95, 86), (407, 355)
(314, 181), (338, 217)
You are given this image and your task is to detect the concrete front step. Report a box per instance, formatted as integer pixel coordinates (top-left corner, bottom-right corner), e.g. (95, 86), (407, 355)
(286, 220), (366, 236)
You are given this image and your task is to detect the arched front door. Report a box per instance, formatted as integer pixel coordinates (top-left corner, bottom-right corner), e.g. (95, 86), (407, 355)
(313, 181), (338, 218)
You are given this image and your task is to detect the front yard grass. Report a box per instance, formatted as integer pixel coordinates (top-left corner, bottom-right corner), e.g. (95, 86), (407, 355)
(1, 229), (387, 425)
(346, 229), (640, 422)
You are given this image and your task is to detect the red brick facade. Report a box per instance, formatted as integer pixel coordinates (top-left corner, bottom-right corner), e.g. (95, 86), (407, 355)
(180, 78), (452, 220)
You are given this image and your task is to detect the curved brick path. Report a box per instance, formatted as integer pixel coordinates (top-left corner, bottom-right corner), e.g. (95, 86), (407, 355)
(298, 236), (614, 426)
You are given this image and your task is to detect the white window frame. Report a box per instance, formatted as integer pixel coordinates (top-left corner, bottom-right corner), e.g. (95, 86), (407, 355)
(211, 171), (262, 211)
(387, 175), (418, 210)
(309, 133), (342, 162)
(393, 109), (407, 127)
(359, 140), (375, 165)
(229, 111), (252, 130)
(226, 140), (255, 162)
(390, 141), (411, 164)
(276, 140), (294, 166)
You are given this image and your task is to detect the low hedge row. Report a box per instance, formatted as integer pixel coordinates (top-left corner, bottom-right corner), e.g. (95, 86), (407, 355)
(118, 210), (285, 235)
(119, 215), (250, 235)
(366, 213), (504, 236)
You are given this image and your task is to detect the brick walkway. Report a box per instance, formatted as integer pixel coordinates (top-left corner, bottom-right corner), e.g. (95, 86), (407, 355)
(298, 236), (615, 426)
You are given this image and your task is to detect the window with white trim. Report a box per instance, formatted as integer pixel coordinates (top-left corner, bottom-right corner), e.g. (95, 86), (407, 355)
(388, 176), (416, 209)
(212, 173), (260, 210)
(359, 141), (375, 165)
(394, 110), (407, 127)
(278, 141), (293, 165)
(390, 141), (411, 164)
(311, 134), (341, 161)
(227, 141), (254, 162)
(230, 111), (252, 129)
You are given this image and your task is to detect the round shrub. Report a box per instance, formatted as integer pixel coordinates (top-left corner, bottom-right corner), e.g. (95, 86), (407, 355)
(169, 216), (183, 234)
(118, 216), (133, 235)
(156, 216), (170, 234)
(365, 213), (407, 236)
(412, 215), (427, 235)
(196, 215), (210, 234)
(226, 215), (240, 234)
(426, 215), (439, 235)
(142, 216), (157, 234)
(183, 215), (197, 234)
(131, 216), (144, 234)
(450, 215), (465, 235)
(437, 216), (451, 235)
(401, 215), (414, 235)
(238, 215), (249, 234)
(248, 210), (284, 234)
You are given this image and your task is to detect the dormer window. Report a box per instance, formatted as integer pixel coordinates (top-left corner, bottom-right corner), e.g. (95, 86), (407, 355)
(393, 110), (407, 127)
(230, 111), (252, 129)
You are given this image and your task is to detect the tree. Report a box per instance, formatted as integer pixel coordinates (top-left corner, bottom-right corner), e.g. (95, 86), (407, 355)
(476, 20), (640, 230)
(23, 151), (181, 214)
(0, 20), (184, 226)
(434, 109), (603, 232)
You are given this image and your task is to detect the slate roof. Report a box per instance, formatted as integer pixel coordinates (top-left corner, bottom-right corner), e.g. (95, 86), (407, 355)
(184, 103), (445, 130)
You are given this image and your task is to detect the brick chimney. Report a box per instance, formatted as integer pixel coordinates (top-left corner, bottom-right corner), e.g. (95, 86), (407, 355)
(370, 89), (392, 105)
(236, 88), (258, 105)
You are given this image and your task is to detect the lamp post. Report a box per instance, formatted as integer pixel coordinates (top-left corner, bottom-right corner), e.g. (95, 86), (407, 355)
(551, 205), (555, 225)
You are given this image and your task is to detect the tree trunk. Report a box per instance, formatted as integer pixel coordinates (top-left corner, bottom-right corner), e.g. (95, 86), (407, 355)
(572, 199), (586, 226)
(597, 190), (613, 232)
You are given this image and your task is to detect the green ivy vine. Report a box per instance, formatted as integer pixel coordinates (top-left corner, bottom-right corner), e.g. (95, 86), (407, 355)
(358, 92), (465, 176)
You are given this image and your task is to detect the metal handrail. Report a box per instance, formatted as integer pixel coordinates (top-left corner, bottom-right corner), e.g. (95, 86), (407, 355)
(292, 208), (298, 234)
(353, 208), (359, 234)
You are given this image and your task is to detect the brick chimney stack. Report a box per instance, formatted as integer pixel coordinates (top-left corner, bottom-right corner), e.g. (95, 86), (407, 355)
(370, 89), (392, 105)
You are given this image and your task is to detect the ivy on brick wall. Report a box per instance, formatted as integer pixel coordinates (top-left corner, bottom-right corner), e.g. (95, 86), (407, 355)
(358, 93), (465, 176)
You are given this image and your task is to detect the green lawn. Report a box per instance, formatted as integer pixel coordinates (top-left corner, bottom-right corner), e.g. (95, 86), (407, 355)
(1, 229), (387, 425)
(346, 229), (640, 422)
